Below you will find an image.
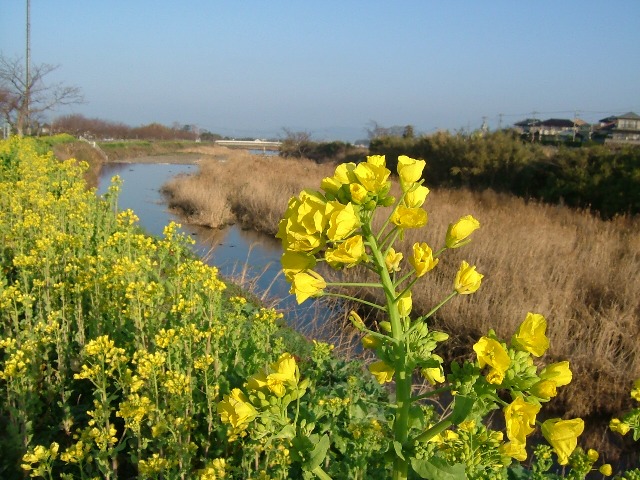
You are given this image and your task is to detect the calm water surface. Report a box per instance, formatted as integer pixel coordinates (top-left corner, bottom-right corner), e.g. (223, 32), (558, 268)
(97, 162), (334, 328)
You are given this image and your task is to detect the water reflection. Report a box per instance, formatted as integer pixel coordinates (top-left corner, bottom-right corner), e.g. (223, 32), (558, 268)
(97, 162), (343, 330)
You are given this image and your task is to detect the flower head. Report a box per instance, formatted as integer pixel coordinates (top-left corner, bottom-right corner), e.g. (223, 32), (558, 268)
(289, 270), (326, 304)
(631, 378), (640, 402)
(397, 291), (412, 317)
(391, 205), (428, 229)
(325, 201), (360, 242)
(281, 251), (316, 281)
(454, 260), (483, 295)
(599, 464), (613, 476)
(500, 441), (528, 461)
(409, 242), (439, 277)
(353, 162), (390, 194)
(325, 235), (366, 267)
(609, 418), (630, 435)
(385, 248), (403, 273)
(539, 361), (572, 388)
(445, 215), (480, 249)
(473, 336), (510, 385)
(368, 360), (395, 384)
(404, 184), (430, 208)
(511, 312), (550, 357)
(217, 388), (258, 431)
(504, 396), (541, 445)
(397, 155), (426, 189)
(541, 418), (584, 465)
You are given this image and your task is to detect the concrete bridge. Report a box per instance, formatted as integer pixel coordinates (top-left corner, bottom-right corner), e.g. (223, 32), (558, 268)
(214, 139), (282, 150)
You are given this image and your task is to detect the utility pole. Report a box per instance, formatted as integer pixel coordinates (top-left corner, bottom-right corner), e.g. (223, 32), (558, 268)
(25, 0), (31, 135)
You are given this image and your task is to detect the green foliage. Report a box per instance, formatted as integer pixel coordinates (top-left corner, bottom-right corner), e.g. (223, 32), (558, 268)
(369, 131), (640, 218)
(280, 131), (366, 163)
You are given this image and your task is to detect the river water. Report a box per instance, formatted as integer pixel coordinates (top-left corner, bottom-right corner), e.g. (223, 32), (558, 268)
(96, 161), (341, 331)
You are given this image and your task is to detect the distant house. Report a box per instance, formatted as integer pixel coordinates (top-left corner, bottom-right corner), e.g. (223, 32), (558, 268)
(513, 118), (541, 135)
(599, 112), (640, 144)
(513, 117), (588, 142)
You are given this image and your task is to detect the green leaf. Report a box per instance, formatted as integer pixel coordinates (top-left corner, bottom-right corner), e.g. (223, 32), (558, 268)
(411, 456), (466, 480)
(450, 394), (475, 425)
(507, 463), (531, 479)
(275, 424), (296, 440)
(304, 434), (330, 471)
(393, 440), (405, 461)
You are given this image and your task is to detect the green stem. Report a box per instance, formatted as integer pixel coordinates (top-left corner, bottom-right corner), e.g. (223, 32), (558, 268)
(410, 385), (452, 403)
(362, 223), (410, 480)
(322, 292), (387, 312)
(359, 327), (399, 346)
(395, 277), (419, 304)
(312, 465), (333, 480)
(325, 281), (384, 289)
(412, 417), (454, 445)
(423, 291), (458, 319)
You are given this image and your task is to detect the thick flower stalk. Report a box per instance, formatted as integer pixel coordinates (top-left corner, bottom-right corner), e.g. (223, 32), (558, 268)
(277, 154), (586, 478)
(277, 154), (484, 479)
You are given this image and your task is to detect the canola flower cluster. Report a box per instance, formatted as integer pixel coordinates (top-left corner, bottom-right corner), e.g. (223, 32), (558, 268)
(272, 154), (630, 479)
(0, 138), (309, 478)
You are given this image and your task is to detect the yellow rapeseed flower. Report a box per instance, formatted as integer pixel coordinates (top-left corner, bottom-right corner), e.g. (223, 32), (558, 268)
(511, 312), (550, 357)
(609, 418), (630, 435)
(539, 361), (572, 388)
(325, 201), (360, 242)
(391, 205), (428, 229)
(366, 154), (386, 167)
(349, 182), (369, 204)
(217, 388), (258, 430)
(541, 417), (584, 465)
(397, 291), (412, 317)
(397, 155), (426, 189)
(353, 162), (390, 194)
(454, 261), (483, 295)
(409, 242), (439, 277)
(530, 379), (558, 401)
(504, 396), (540, 445)
(289, 270), (327, 304)
(500, 441), (528, 461)
(404, 184), (430, 208)
(368, 360), (395, 384)
(473, 336), (510, 385)
(587, 449), (599, 462)
(599, 464), (613, 476)
(631, 378), (640, 401)
(325, 235), (366, 267)
(385, 247), (403, 273)
(445, 215), (480, 249)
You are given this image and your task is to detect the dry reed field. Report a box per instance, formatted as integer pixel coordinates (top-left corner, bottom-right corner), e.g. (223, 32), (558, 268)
(163, 148), (640, 426)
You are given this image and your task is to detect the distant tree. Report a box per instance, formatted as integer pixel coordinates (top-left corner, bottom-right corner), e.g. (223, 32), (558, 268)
(280, 128), (312, 158)
(402, 125), (415, 139)
(366, 121), (407, 140)
(0, 54), (84, 136)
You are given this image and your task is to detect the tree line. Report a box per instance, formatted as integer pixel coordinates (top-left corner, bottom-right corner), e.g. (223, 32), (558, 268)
(369, 129), (640, 219)
(49, 114), (221, 141)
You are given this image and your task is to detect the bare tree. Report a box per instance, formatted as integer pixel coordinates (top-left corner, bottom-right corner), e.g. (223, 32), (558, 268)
(280, 128), (312, 158)
(0, 54), (84, 136)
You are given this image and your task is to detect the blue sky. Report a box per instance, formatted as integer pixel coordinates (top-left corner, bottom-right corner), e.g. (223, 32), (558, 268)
(2, 1), (639, 141)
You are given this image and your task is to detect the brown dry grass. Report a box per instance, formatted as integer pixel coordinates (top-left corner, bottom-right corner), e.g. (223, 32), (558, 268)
(163, 149), (640, 423)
